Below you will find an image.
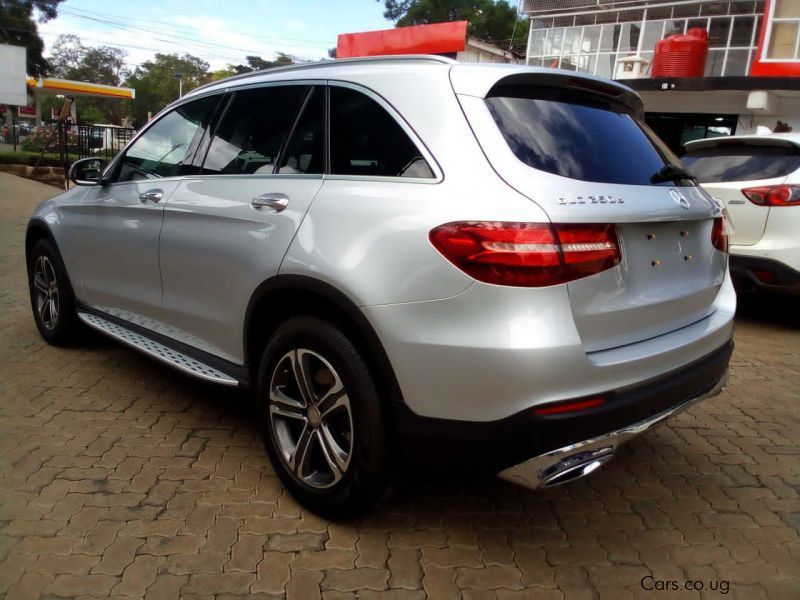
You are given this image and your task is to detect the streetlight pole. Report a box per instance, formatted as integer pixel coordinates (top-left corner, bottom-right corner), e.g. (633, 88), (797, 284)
(174, 72), (183, 99)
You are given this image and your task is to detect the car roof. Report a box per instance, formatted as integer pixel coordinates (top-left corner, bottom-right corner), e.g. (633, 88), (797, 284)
(184, 54), (642, 113)
(186, 55), (456, 96)
(684, 132), (800, 152)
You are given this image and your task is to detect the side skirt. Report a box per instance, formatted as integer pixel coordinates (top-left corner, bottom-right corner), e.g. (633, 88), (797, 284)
(77, 307), (249, 388)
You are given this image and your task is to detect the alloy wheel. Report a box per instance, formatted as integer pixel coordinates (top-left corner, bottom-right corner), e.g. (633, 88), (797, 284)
(268, 348), (354, 489)
(32, 255), (59, 331)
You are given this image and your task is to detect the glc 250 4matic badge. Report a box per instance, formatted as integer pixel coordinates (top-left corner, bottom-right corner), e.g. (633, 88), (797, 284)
(557, 195), (624, 205)
(669, 188), (691, 210)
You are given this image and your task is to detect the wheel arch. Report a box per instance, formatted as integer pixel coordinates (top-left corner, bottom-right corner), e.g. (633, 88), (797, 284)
(25, 218), (57, 266)
(244, 275), (404, 406)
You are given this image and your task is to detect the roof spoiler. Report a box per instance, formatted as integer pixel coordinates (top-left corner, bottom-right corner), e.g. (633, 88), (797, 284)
(684, 136), (800, 152)
(450, 65), (643, 116)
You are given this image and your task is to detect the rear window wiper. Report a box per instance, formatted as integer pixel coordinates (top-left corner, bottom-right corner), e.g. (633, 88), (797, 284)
(650, 164), (696, 184)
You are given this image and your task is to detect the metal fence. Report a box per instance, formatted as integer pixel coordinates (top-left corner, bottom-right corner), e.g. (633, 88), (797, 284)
(29, 123), (136, 173)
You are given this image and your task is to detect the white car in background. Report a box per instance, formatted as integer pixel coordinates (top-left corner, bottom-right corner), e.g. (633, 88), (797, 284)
(683, 133), (800, 295)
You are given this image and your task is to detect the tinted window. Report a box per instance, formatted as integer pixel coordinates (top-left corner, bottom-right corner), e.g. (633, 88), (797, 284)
(485, 86), (685, 185)
(682, 144), (800, 183)
(117, 95), (220, 181)
(330, 86), (433, 178)
(203, 86), (307, 175)
(278, 87), (324, 174)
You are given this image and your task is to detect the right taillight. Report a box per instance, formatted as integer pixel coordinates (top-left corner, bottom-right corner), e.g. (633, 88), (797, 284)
(711, 216), (728, 253)
(429, 221), (620, 287)
(741, 185), (800, 206)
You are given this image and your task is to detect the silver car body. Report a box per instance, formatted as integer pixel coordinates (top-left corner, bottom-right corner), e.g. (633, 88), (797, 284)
(30, 56), (734, 430)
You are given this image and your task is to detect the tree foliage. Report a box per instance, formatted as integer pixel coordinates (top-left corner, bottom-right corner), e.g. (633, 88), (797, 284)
(228, 53), (295, 74)
(0, 0), (65, 76)
(45, 34), (129, 124)
(379, 0), (528, 55)
(124, 53), (210, 128)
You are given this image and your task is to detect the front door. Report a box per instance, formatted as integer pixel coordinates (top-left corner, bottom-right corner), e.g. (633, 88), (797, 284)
(76, 94), (222, 324)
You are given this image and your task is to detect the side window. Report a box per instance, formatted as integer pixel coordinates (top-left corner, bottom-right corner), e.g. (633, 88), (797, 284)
(202, 86), (308, 175)
(330, 86), (434, 178)
(278, 86), (324, 175)
(117, 95), (219, 182)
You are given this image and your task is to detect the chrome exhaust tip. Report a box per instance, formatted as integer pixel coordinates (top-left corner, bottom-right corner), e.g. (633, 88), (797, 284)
(539, 450), (614, 488)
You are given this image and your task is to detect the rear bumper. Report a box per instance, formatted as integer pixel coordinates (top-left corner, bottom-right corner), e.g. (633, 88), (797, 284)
(730, 255), (800, 294)
(394, 339), (733, 472)
(499, 369), (728, 489)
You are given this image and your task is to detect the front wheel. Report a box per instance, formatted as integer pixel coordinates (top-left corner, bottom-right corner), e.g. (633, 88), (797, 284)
(28, 238), (80, 345)
(255, 316), (394, 519)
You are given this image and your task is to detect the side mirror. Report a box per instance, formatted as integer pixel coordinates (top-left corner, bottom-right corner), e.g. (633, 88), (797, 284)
(69, 157), (107, 186)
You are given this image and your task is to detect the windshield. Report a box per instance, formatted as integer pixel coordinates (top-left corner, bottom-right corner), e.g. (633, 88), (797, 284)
(485, 85), (689, 186)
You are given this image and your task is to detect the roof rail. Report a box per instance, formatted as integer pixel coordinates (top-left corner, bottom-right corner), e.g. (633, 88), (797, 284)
(190, 54), (456, 95)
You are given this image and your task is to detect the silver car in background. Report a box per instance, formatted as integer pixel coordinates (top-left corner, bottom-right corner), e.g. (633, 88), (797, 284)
(26, 56), (734, 517)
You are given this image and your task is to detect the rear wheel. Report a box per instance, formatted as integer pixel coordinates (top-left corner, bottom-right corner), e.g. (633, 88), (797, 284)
(28, 238), (80, 345)
(255, 316), (394, 519)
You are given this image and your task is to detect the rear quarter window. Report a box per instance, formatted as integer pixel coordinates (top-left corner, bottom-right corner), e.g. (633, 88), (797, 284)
(485, 85), (685, 186)
(682, 143), (800, 183)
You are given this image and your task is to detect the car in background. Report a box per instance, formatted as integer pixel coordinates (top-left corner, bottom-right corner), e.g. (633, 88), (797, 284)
(683, 134), (800, 295)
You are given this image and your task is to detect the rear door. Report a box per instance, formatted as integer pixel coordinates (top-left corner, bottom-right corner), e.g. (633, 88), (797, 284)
(682, 139), (800, 245)
(453, 69), (726, 352)
(157, 84), (325, 364)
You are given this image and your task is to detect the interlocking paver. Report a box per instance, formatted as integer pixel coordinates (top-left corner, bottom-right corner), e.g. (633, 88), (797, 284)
(1, 172), (798, 598)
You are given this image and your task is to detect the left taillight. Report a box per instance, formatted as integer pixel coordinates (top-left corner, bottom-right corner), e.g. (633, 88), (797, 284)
(741, 185), (800, 207)
(428, 222), (620, 287)
(711, 216), (728, 253)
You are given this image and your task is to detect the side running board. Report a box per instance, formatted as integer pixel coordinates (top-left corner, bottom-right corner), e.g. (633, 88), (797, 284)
(78, 312), (239, 386)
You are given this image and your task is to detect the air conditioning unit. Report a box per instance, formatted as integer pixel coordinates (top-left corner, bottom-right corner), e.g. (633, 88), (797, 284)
(615, 55), (651, 79)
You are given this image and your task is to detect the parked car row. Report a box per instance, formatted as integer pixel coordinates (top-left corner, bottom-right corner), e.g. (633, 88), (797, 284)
(25, 57), (777, 517)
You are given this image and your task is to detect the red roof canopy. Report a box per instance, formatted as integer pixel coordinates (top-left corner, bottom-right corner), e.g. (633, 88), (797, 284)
(337, 21), (468, 58)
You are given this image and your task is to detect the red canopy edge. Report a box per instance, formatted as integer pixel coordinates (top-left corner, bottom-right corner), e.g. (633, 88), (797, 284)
(337, 21), (468, 58)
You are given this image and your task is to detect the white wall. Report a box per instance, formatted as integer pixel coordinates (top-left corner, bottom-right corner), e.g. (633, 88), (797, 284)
(639, 90), (800, 135)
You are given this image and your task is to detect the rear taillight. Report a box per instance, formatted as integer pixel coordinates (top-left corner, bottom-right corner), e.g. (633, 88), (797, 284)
(741, 185), (800, 206)
(429, 222), (620, 287)
(711, 217), (728, 253)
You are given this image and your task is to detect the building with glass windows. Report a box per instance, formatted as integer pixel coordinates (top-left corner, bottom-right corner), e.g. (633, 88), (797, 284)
(521, 0), (800, 151)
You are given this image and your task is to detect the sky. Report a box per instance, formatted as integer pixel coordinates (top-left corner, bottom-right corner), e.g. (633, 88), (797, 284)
(38, 0), (396, 71)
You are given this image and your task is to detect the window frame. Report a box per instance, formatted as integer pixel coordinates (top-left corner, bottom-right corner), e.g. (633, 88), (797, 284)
(324, 79), (442, 183)
(104, 92), (226, 186)
(195, 82), (320, 178)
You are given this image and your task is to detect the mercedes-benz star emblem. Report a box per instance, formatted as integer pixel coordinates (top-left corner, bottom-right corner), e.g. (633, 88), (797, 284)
(669, 188), (691, 210)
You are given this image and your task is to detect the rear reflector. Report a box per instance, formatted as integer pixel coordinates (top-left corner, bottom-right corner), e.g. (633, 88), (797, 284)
(752, 269), (777, 285)
(429, 222), (620, 287)
(742, 185), (800, 207)
(533, 396), (606, 416)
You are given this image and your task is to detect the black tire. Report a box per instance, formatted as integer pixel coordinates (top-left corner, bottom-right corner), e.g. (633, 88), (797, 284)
(255, 316), (394, 519)
(27, 238), (81, 345)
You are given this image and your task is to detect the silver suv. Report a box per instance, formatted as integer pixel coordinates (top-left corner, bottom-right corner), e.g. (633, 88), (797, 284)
(27, 56), (734, 517)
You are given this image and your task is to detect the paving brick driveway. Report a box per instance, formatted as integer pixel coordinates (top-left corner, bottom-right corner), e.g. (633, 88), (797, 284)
(0, 173), (797, 599)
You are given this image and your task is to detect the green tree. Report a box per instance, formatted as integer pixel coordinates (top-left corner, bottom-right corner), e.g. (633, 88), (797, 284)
(45, 34), (129, 125)
(228, 52), (295, 74)
(0, 0), (65, 76)
(379, 0), (528, 55)
(124, 53), (210, 128)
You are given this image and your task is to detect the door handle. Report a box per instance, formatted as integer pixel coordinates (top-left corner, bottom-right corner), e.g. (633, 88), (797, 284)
(251, 193), (289, 212)
(139, 189), (163, 203)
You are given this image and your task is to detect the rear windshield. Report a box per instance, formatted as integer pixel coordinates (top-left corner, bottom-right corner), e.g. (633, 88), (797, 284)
(486, 85), (686, 186)
(682, 143), (800, 183)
